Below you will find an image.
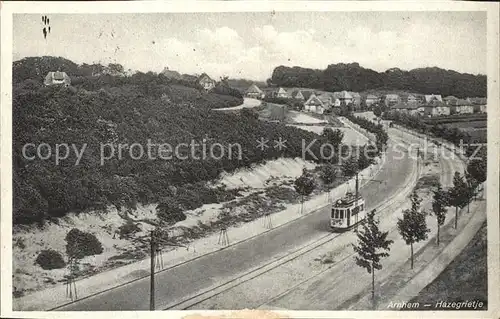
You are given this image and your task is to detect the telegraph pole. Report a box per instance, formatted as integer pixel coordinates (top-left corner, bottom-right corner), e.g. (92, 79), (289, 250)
(416, 147), (420, 171)
(355, 171), (360, 227)
(150, 230), (155, 311)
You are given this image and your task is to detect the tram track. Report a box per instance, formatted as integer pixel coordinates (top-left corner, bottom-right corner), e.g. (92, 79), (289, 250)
(256, 130), (465, 310)
(164, 134), (420, 310)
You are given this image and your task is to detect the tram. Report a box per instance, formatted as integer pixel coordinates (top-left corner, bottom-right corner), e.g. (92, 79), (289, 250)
(330, 191), (366, 231)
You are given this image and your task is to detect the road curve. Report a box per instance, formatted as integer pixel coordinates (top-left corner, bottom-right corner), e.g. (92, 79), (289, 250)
(212, 97), (261, 111)
(55, 130), (414, 311)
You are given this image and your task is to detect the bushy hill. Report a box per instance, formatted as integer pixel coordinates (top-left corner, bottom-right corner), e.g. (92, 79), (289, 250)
(13, 75), (332, 225)
(269, 63), (486, 98)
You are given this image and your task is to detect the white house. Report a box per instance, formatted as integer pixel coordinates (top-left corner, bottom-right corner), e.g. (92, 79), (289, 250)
(385, 94), (400, 107)
(338, 91), (354, 105)
(246, 84), (265, 99)
(406, 94), (418, 103)
(365, 94), (379, 107)
(470, 97), (487, 113)
(276, 87), (289, 98)
(432, 103), (450, 116)
(198, 73), (216, 91)
(443, 96), (458, 105)
(304, 93), (332, 114)
(44, 71), (71, 86)
(449, 99), (474, 114)
(424, 94), (443, 103)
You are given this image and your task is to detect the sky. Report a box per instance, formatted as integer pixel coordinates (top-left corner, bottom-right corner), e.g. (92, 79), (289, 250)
(13, 12), (486, 80)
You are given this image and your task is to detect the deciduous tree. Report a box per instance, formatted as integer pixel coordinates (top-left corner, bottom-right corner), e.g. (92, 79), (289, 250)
(294, 170), (315, 214)
(353, 209), (393, 308)
(431, 183), (448, 245)
(397, 191), (430, 269)
(465, 171), (479, 214)
(447, 172), (469, 229)
(467, 155), (486, 198)
(319, 164), (337, 187)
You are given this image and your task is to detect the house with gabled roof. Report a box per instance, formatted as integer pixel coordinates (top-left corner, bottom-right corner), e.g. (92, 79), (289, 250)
(470, 97), (487, 113)
(449, 98), (473, 114)
(385, 94), (400, 107)
(276, 87), (289, 99)
(304, 93), (332, 114)
(365, 94), (379, 107)
(443, 95), (458, 105)
(417, 100), (450, 117)
(246, 84), (265, 99)
(350, 92), (361, 108)
(406, 94), (418, 103)
(198, 73), (216, 91)
(290, 90), (305, 101)
(424, 94), (443, 104)
(391, 102), (420, 116)
(338, 91), (354, 105)
(44, 71), (71, 86)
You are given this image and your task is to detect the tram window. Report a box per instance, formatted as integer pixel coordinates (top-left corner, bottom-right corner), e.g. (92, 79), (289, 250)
(352, 207), (357, 215)
(360, 204), (364, 211)
(339, 210), (343, 219)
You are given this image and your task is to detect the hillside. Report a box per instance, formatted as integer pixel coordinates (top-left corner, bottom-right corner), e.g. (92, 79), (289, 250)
(13, 61), (333, 226)
(269, 63), (486, 98)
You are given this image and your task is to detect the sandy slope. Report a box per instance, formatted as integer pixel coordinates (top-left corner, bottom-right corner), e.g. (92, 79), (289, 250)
(12, 157), (314, 298)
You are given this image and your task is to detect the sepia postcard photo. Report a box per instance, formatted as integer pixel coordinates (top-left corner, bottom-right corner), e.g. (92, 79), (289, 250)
(1, 1), (499, 319)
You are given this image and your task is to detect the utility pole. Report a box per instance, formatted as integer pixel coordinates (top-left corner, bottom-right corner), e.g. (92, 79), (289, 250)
(150, 230), (155, 311)
(416, 147), (420, 171)
(355, 171), (359, 227)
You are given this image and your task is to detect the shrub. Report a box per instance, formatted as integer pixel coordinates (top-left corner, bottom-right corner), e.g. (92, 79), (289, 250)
(35, 249), (66, 270)
(118, 220), (141, 239)
(156, 199), (187, 224)
(65, 228), (104, 260)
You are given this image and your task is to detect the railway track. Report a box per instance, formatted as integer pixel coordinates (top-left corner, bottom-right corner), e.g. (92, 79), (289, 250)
(164, 134), (420, 310)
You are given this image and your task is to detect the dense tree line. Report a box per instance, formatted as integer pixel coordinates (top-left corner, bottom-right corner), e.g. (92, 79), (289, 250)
(269, 63), (486, 98)
(13, 80), (337, 225)
(345, 114), (389, 152)
(383, 112), (486, 145)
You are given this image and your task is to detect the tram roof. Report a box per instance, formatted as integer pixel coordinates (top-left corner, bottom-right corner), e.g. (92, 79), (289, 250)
(333, 193), (364, 208)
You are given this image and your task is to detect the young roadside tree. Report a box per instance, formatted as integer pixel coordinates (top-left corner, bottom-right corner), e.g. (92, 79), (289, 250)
(466, 156), (486, 199)
(353, 209), (393, 308)
(397, 190), (430, 269)
(465, 171), (479, 214)
(431, 183), (448, 245)
(294, 171), (315, 214)
(447, 172), (469, 229)
(319, 164), (337, 202)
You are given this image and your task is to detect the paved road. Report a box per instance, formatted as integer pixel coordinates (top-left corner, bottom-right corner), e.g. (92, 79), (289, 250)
(57, 132), (413, 311)
(262, 130), (465, 310)
(213, 97), (261, 111)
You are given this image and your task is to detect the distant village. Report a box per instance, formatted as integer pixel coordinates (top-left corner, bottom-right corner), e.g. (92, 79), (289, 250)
(43, 68), (487, 118)
(245, 84), (487, 117)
